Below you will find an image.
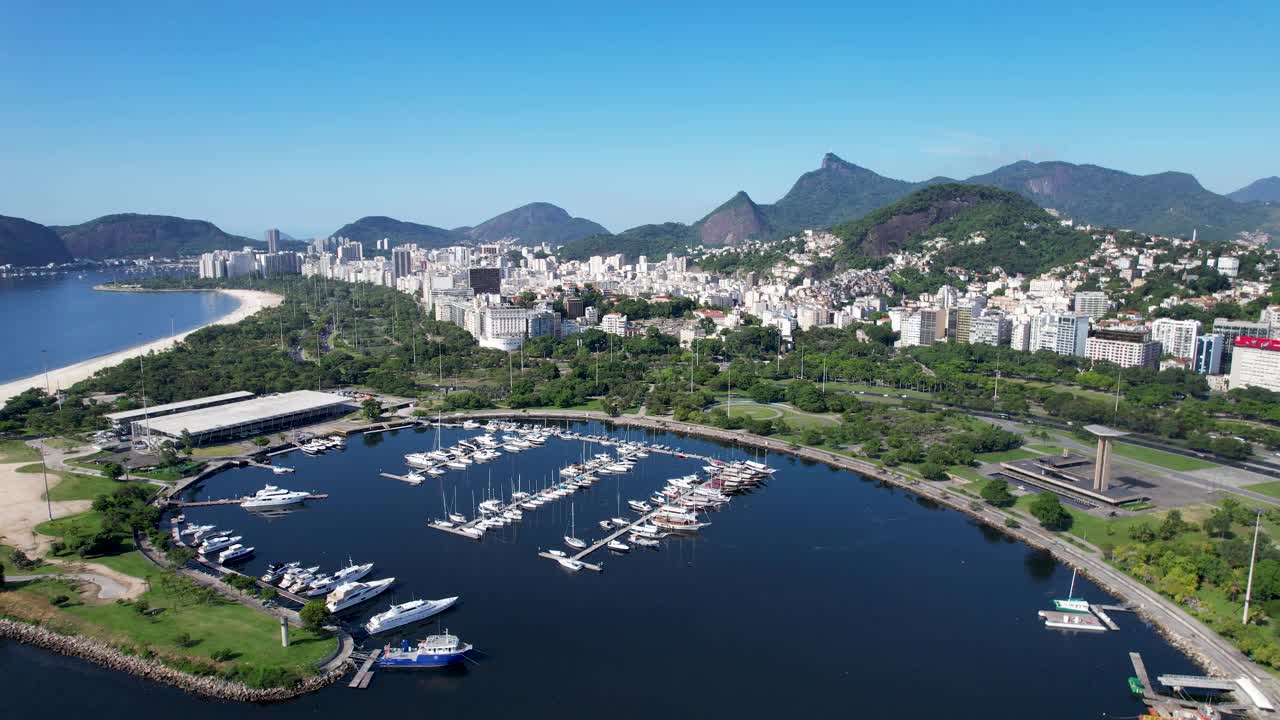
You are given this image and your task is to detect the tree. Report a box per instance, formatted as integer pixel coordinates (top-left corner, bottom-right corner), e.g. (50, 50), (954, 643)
(181, 429), (194, 455)
(361, 397), (382, 422)
(979, 478), (1014, 506)
(1029, 492), (1070, 530)
(157, 442), (179, 467)
(1203, 509), (1233, 538)
(300, 600), (333, 630)
(919, 462), (948, 481)
(102, 462), (125, 482)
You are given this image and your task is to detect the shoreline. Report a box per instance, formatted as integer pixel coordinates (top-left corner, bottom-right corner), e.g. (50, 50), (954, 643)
(0, 288), (282, 405)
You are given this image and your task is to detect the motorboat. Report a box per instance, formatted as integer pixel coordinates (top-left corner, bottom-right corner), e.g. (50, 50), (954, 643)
(557, 558), (584, 572)
(427, 467), (446, 477)
(405, 471), (426, 485)
(627, 500), (651, 513)
(448, 512), (467, 523)
(445, 460), (468, 470)
(241, 484), (310, 509)
(366, 596), (460, 635)
(326, 578), (396, 613)
(629, 534), (660, 548)
(260, 561), (298, 584)
(218, 544), (254, 564)
(198, 534), (241, 555)
(607, 540), (630, 553)
(598, 520), (613, 531)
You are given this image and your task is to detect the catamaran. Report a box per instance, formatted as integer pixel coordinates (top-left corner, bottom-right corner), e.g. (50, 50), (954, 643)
(365, 596), (459, 635)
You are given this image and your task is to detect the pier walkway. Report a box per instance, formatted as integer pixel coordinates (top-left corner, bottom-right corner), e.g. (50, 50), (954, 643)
(171, 493), (328, 508)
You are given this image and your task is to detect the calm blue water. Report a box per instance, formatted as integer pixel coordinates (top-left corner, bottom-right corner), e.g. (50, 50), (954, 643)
(0, 421), (1200, 718)
(0, 269), (239, 383)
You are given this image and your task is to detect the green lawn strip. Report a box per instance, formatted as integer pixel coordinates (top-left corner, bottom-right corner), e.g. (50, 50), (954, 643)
(1111, 442), (1217, 472)
(722, 403), (781, 421)
(12, 575), (335, 673)
(1246, 481), (1280, 500)
(975, 448), (1039, 463)
(191, 443), (250, 458)
(947, 466), (988, 483)
(35, 510), (104, 538)
(818, 381), (933, 399)
(0, 440), (39, 464)
(41, 469), (122, 502)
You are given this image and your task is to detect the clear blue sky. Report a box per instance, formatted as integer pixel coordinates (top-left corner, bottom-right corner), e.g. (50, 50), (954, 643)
(2, 1), (1277, 238)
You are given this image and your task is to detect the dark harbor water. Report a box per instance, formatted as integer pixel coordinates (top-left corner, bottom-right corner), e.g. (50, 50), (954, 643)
(0, 269), (238, 383)
(0, 421), (1200, 717)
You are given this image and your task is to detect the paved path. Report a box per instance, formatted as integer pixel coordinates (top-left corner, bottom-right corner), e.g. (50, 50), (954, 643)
(7, 572), (132, 600)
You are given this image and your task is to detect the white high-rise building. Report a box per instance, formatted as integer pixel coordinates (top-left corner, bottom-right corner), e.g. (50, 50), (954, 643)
(600, 313), (628, 336)
(970, 313), (1011, 346)
(1229, 337), (1280, 392)
(1032, 312), (1089, 356)
(899, 308), (940, 347)
(1073, 291), (1109, 320)
(1150, 318), (1201, 359)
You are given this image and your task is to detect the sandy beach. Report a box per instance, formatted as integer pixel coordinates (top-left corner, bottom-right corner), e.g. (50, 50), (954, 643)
(0, 289), (282, 405)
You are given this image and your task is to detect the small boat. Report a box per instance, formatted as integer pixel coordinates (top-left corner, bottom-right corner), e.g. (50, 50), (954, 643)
(558, 558), (584, 572)
(448, 512), (467, 523)
(599, 520), (613, 531)
(427, 467), (446, 477)
(272, 466), (295, 474)
(611, 517), (630, 527)
(627, 500), (651, 513)
(564, 503), (586, 549)
(445, 461), (468, 470)
(629, 534), (660, 548)
(548, 549), (568, 558)
(1053, 570), (1091, 613)
(378, 634), (473, 668)
(607, 540), (630, 553)
(405, 471), (426, 485)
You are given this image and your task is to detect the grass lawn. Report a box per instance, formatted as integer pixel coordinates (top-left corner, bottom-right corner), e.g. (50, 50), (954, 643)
(1111, 443), (1217, 472)
(43, 437), (85, 451)
(191, 442), (253, 458)
(947, 466), (988, 483)
(0, 440), (39, 464)
(3, 574), (335, 676)
(35, 510), (104, 538)
(1005, 379), (1117, 403)
(1247, 481), (1280, 499)
(975, 448), (1039, 463)
(49, 472), (122, 503)
(819, 382), (934, 399)
(723, 403), (783, 421)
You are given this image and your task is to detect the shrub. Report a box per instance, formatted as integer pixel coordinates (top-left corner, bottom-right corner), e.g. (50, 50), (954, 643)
(50, 594), (70, 606)
(211, 647), (236, 662)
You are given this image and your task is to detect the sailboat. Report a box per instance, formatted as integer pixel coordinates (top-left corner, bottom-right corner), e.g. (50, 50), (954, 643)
(448, 485), (466, 524)
(564, 503), (586, 550)
(1053, 568), (1090, 613)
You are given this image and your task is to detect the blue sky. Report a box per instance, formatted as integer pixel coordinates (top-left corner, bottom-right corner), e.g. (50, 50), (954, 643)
(2, 1), (1277, 237)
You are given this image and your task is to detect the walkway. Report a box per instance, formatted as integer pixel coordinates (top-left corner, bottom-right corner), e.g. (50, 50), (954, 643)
(7, 572), (133, 600)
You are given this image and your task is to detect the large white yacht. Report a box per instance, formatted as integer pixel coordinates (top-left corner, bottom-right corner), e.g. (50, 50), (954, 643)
(240, 484), (310, 509)
(326, 577), (396, 613)
(365, 596), (459, 635)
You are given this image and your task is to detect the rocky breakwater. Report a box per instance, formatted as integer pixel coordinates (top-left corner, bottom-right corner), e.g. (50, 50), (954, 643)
(0, 618), (347, 701)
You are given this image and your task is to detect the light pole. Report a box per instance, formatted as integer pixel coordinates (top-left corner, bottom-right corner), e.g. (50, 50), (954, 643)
(37, 444), (51, 521)
(41, 348), (50, 394)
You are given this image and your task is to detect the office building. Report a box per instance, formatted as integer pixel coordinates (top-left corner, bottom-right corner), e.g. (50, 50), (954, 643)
(1086, 328), (1161, 369)
(265, 228), (280, 254)
(392, 246), (413, 280)
(1193, 333), (1224, 375)
(1213, 318), (1271, 370)
(1150, 318), (1200, 359)
(1228, 337), (1280, 392)
(563, 296), (584, 319)
(1073, 291), (1109, 320)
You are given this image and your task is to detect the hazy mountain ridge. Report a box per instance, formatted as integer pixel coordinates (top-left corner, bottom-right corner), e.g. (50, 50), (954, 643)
(0, 215), (74, 266)
(1228, 177), (1280, 203)
(54, 214), (252, 260)
(467, 202), (608, 246)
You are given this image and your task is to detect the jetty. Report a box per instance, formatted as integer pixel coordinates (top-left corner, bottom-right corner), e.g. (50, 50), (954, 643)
(378, 472), (422, 485)
(348, 648), (381, 689)
(1129, 652), (1260, 715)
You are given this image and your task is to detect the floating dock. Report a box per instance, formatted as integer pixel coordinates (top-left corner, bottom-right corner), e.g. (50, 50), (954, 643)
(349, 649), (381, 689)
(1038, 610), (1107, 631)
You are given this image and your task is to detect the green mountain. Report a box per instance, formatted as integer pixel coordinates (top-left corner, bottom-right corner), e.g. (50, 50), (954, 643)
(467, 202), (608, 246)
(54, 214), (251, 259)
(964, 161), (1276, 240)
(1228, 177), (1280, 203)
(698, 191), (773, 246)
(0, 215), (74, 266)
(832, 184), (1100, 276)
(330, 216), (464, 249)
(556, 222), (698, 262)
(766, 153), (935, 232)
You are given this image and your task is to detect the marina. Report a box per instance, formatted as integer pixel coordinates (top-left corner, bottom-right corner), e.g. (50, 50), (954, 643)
(23, 418), (1212, 719)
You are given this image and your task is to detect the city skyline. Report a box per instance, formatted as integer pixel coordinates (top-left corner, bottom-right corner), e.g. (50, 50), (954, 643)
(2, 1), (1278, 236)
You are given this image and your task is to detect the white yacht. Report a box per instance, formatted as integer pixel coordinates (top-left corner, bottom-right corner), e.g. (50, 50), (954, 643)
(218, 544), (254, 563)
(241, 485), (309, 509)
(326, 578), (396, 613)
(427, 466), (446, 477)
(365, 596), (459, 635)
(198, 534), (241, 555)
(304, 561), (374, 597)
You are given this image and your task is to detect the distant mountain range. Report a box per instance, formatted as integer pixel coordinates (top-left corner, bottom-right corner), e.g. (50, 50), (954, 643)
(2, 156), (1276, 267)
(557, 154), (1280, 260)
(330, 203), (609, 250)
(1228, 177), (1280, 203)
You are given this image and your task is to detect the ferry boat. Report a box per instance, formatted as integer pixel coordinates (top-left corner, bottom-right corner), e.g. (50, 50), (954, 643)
(365, 596), (459, 635)
(218, 544), (254, 564)
(378, 634), (473, 668)
(241, 485), (310, 509)
(326, 578), (396, 613)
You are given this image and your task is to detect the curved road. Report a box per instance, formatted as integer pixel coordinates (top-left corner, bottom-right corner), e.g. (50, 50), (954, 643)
(7, 572), (132, 600)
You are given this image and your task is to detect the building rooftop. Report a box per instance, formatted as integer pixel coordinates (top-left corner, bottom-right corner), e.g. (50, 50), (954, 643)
(104, 391), (255, 423)
(1084, 424), (1130, 438)
(133, 390), (351, 437)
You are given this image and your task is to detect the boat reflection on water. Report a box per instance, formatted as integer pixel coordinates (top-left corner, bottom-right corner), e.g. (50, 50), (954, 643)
(244, 506), (304, 520)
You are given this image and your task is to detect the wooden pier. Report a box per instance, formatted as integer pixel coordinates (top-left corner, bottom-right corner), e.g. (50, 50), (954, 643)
(349, 649), (381, 689)
(171, 493), (329, 508)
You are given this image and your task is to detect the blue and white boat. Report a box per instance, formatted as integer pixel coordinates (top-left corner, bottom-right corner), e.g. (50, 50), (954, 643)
(377, 634), (473, 668)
